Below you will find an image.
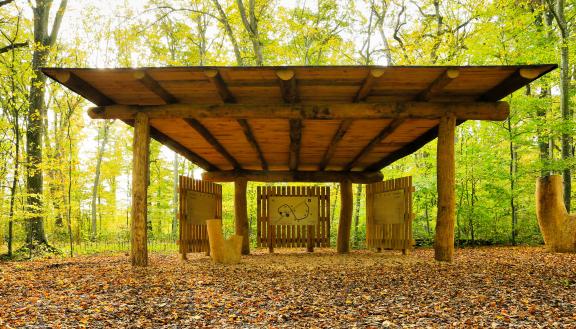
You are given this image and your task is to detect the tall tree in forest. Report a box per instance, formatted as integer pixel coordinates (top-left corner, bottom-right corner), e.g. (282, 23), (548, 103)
(91, 120), (110, 241)
(25, 0), (67, 249)
(546, 0), (572, 211)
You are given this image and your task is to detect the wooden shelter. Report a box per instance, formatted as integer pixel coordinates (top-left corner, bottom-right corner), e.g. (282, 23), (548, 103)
(43, 65), (556, 266)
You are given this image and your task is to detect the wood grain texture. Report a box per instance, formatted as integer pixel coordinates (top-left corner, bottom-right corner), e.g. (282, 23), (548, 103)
(131, 112), (149, 267)
(234, 179), (250, 255)
(202, 170), (383, 183)
(337, 179), (353, 253)
(434, 113), (456, 262)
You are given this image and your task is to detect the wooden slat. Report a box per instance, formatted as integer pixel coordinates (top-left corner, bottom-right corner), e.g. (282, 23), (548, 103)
(238, 119), (268, 170)
(134, 70), (178, 104)
(204, 69), (235, 103)
(343, 118), (406, 171)
(289, 119), (303, 171)
(184, 118), (241, 169)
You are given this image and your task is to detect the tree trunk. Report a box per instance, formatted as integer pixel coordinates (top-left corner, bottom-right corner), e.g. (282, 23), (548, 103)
(353, 184), (362, 247)
(234, 179), (250, 254)
(25, 0), (67, 248)
(91, 121), (109, 241)
(507, 117), (518, 245)
(434, 113), (456, 262)
(172, 153), (179, 240)
(337, 179), (353, 253)
(131, 112), (150, 266)
(536, 175), (576, 252)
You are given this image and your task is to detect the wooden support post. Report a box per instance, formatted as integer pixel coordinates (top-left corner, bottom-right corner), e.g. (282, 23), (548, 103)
(434, 113), (456, 262)
(235, 179), (250, 255)
(131, 112), (150, 267)
(337, 179), (353, 253)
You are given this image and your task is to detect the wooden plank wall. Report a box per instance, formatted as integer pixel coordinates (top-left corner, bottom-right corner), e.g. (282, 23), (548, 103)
(257, 186), (330, 252)
(366, 176), (414, 252)
(178, 176), (222, 254)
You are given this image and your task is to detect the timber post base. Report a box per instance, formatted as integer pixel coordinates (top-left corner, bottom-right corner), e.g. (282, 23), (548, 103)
(536, 175), (576, 252)
(337, 179), (353, 253)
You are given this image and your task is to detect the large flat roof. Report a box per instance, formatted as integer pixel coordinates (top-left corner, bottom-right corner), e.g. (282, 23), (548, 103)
(43, 65), (556, 178)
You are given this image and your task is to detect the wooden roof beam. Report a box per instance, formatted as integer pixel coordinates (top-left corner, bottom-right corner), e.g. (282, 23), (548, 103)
(354, 68), (386, 102)
(289, 119), (303, 171)
(364, 120), (466, 171)
(479, 68), (541, 102)
(123, 119), (217, 171)
(89, 102), (510, 121)
(202, 170), (383, 184)
(204, 69), (235, 103)
(319, 119), (353, 170)
(416, 69), (459, 101)
(343, 118), (406, 171)
(183, 118), (242, 169)
(276, 70), (298, 103)
(237, 119), (268, 170)
(53, 71), (114, 106)
(133, 70), (178, 104)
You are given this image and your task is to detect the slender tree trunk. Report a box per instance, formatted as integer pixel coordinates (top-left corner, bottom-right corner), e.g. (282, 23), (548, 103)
(8, 119), (20, 257)
(172, 153), (179, 239)
(211, 0), (244, 65)
(507, 117), (518, 245)
(91, 121), (109, 241)
(352, 184), (362, 247)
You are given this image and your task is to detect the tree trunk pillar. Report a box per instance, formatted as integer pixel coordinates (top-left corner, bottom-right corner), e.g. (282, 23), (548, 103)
(235, 179), (250, 255)
(131, 112), (150, 267)
(337, 179), (353, 253)
(536, 175), (576, 252)
(434, 113), (456, 262)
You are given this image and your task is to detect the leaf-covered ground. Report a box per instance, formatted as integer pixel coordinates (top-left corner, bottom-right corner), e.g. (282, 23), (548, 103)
(0, 247), (575, 328)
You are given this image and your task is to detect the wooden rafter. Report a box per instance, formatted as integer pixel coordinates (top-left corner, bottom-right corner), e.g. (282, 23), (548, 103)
(184, 118), (241, 169)
(354, 68), (385, 102)
(123, 119), (217, 171)
(53, 71), (114, 106)
(289, 119), (303, 171)
(479, 68), (542, 102)
(237, 119), (268, 170)
(202, 170), (384, 184)
(276, 69), (298, 103)
(89, 102), (510, 121)
(416, 69), (459, 101)
(343, 118), (406, 171)
(133, 70), (178, 104)
(319, 119), (353, 170)
(204, 69), (235, 103)
(364, 120), (466, 171)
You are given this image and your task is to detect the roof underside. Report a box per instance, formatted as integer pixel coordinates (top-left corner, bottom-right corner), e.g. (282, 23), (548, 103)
(43, 65), (556, 173)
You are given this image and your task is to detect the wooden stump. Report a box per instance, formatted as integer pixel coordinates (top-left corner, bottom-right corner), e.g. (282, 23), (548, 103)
(131, 112), (150, 267)
(337, 179), (353, 253)
(536, 175), (576, 252)
(434, 113), (456, 262)
(206, 219), (243, 264)
(235, 179), (250, 255)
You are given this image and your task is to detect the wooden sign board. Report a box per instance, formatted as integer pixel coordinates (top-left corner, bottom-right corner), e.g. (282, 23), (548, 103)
(185, 190), (218, 225)
(373, 189), (406, 225)
(269, 196), (319, 226)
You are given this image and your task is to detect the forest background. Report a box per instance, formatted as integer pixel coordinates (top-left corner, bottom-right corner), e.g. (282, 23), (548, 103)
(0, 0), (574, 257)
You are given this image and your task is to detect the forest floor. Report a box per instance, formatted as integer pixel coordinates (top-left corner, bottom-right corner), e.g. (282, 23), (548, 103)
(0, 247), (575, 328)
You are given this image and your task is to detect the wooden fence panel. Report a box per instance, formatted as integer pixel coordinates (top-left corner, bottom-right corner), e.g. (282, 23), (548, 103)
(366, 176), (414, 253)
(257, 185), (330, 252)
(178, 176), (222, 256)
